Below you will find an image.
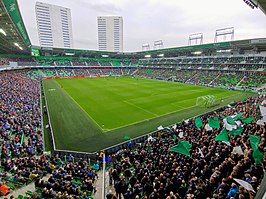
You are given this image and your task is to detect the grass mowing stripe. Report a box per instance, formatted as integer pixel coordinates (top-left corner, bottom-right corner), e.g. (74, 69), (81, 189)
(44, 76), (254, 152)
(43, 80), (102, 151)
(53, 80), (104, 132)
(123, 100), (158, 117)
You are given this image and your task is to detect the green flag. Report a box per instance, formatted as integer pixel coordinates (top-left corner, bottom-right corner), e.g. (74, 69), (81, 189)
(250, 135), (264, 164)
(215, 128), (229, 142)
(255, 104), (262, 107)
(169, 140), (192, 157)
(20, 132), (25, 145)
(181, 140), (192, 150)
(233, 113), (243, 121)
(230, 127), (243, 136)
(250, 135), (260, 149)
(227, 117), (236, 125)
(195, 117), (203, 128)
(123, 135), (130, 140)
(240, 117), (255, 124)
(253, 149), (264, 164)
(173, 135), (177, 141)
(208, 117), (220, 129)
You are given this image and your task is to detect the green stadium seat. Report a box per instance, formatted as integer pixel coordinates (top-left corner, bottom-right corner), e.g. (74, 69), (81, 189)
(25, 190), (33, 196)
(17, 195), (24, 199)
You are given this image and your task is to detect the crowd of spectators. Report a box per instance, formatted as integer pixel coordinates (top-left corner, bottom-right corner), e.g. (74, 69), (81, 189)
(138, 56), (266, 71)
(24, 67), (266, 91)
(0, 58), (10, 66)
(0, 70), (99, 198)
(0, 66), (266, 198)
(135, 68), (266, 91)
(108, 94), (266, 199)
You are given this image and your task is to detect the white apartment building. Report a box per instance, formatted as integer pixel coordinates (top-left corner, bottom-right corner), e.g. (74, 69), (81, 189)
(97, 16), (123, 52)
(35, 2), (73, 48)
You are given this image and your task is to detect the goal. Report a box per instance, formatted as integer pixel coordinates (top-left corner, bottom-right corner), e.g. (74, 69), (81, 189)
(196, 95), (217, 107)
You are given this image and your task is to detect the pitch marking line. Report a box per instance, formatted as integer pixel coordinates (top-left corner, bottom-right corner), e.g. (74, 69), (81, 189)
(52, 79), (242, 133)
(53, 80), (105, 133)
(123, 100), (158, 117)
(107, 91), (242, 132)
(108, 103), (197, 132)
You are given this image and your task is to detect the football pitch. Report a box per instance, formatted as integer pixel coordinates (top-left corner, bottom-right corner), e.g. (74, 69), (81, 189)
(43, 76), (252, 152)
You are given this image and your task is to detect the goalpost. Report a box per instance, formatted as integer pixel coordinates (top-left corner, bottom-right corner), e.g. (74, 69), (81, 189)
(196, 95), (218, 107)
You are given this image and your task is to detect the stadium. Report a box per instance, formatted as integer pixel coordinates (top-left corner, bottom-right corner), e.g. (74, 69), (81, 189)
(0, 0), (266, 198)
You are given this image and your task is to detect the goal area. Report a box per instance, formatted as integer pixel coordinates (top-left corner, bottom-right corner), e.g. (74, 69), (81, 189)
(196, 95), (218, 107)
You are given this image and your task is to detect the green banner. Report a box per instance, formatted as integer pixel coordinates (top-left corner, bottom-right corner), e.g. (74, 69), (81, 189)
(3, 0), (31, 46)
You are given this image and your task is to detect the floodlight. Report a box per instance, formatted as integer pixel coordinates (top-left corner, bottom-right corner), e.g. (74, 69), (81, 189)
(102, 55), (109, 57)
(65, 53), (75, 56)
(193, 51), (202, 55)
(14, 42), (19, 47)
(145, 54), (151, 58)
(216, 49), (231, 53)
(0, 29), (6, 36)
(158, 54), (164, 57)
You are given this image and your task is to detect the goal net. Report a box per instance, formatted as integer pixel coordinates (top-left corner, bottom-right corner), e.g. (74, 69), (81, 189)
(196, 95), (217, 107)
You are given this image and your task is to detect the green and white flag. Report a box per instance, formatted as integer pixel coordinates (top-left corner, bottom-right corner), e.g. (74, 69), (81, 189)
(232, 113), (243, 121)
(205, 123), (213, 131)
(223, 118), (237, 131)
(226, 117), (236, 125)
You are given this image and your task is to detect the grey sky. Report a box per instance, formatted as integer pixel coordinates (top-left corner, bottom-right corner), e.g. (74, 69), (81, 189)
(17, 0), (266, 52)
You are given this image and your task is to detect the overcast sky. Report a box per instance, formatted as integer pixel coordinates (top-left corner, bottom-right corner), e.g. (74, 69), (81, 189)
(17, 0), (266, 52)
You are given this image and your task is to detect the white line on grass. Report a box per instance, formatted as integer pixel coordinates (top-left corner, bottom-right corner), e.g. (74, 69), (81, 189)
(123, 100), (158, 117)
(108, 103), (197, 132)
(53, 80), (105, 133)
(108, 91), (243, 132)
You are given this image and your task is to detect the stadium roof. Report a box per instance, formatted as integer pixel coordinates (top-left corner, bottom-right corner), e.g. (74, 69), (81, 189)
(0, 0), (30, 54)
(37, 38), (266, 59)
(0, 0), (265, 58)
(253, 0), (266, 15)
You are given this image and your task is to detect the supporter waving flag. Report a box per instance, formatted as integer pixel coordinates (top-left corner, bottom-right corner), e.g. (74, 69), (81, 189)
(20, 132), (25, 145)
(169, 140), (192, 157)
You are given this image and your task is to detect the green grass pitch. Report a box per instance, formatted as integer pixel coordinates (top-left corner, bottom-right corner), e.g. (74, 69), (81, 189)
(43, 76), (253, 152)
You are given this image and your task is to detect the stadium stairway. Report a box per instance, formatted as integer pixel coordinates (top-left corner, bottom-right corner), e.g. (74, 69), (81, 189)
(5, 171), (103, 199)
(256, 83), (266, 91)
(208, 73), (221, 86)
(131, 69), (139, 76)
(5, 175), (51, 198)
(5, 181), (35, 198)
(185, 73), (197, 83)
(93, 170), (105, 199)
(236, 75), (246, 87)
(38, 70), (47, 78)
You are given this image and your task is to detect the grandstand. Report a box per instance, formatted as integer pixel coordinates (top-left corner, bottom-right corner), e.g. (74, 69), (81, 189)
(0, 0), (266, 198)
